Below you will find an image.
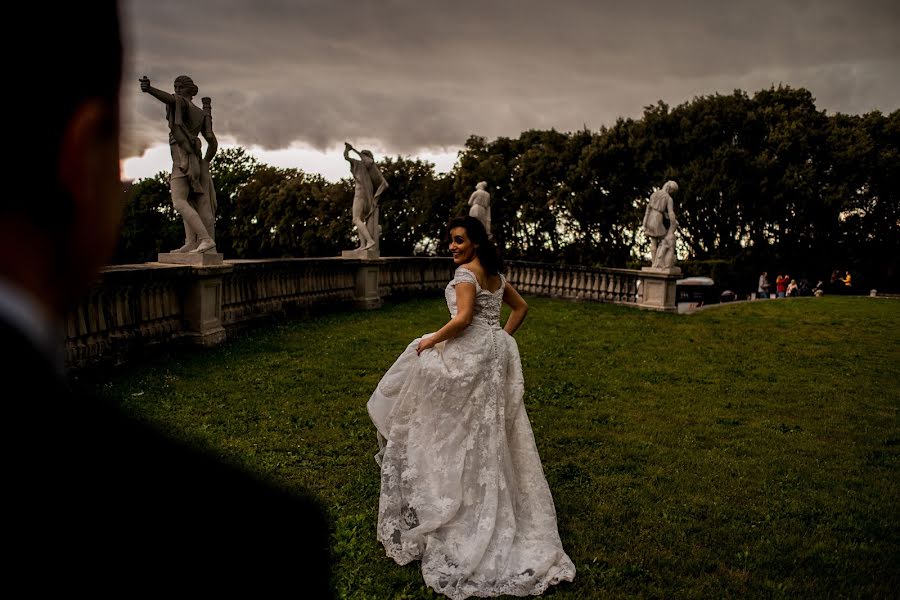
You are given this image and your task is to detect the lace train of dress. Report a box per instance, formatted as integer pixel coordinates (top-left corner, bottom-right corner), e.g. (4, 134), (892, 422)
(367, 267), (575, 599)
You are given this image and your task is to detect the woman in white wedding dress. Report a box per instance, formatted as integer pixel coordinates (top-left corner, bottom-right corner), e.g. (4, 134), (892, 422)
(367, 216), (575, 599)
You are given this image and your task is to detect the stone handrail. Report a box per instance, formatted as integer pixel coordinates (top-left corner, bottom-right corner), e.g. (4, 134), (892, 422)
(379, 257), (455, 298)
(65, 257), (675, 368)
(65, 264), (188, 368)
(505, 260), (641, 304)
(222, 258), (358, 326)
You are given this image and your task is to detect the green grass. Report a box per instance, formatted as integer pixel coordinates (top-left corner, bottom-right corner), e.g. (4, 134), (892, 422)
(88, 296), (899, 599)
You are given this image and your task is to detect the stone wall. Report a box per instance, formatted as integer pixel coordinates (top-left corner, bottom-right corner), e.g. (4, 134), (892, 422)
(65, 257), (675, 368)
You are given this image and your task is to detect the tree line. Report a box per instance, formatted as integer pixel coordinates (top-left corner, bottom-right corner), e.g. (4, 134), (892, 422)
(117, 85), (898, 292)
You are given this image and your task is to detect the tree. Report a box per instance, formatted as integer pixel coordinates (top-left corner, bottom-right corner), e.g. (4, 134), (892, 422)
(113, 89), (896, 291)
(114, 173), (182, 263)
(209, 147), (260, 257)
(375, 156), (456, 256)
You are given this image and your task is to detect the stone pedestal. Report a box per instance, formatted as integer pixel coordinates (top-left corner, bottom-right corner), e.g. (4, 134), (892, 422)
(353, 262), (383, 310)
(641, 266), (682, 276)
(639, 267), (681, 312)
(341, 248), (379, 260)
(157, 252), (224, 266)
(183, 264), (232, 346)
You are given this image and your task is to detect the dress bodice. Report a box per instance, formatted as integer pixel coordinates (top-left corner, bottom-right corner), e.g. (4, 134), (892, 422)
(445, 266), (504, 328)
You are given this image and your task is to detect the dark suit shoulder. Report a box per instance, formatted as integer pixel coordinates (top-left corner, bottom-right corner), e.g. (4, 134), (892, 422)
(2, 320), (333, 596)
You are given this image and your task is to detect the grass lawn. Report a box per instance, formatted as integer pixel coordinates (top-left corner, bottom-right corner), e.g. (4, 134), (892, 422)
(87, 296), (899, 599)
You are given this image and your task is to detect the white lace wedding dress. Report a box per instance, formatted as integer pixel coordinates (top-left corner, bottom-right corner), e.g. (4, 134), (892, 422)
(367, 267), (576, 599)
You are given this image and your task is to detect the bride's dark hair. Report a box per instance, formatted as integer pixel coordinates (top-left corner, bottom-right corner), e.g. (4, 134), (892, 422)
(447, 215), (504, 276)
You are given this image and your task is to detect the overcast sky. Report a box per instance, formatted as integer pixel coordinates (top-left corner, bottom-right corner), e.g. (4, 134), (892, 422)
(120, 0), (900, 181)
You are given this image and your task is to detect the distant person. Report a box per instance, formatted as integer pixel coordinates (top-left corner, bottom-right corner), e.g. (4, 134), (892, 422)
(829, 269), (843, 293)
(787, 279), (798, 297)
(758, 271), (770, 299)
(3, 2), (332, 594)
(776, 275), (786, 298)
(842, 271), (852, 287)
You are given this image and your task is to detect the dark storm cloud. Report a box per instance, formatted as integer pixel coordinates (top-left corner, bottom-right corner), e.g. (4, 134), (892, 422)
(122, 0), (900, 157)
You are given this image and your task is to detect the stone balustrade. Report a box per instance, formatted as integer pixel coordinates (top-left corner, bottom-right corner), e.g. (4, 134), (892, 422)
(379, 257), (456, 298)
(65, 257), (676, 368)
(505, 261), (641, 304)
(65, 264), (187, 368)
(222, 258), (358, 326)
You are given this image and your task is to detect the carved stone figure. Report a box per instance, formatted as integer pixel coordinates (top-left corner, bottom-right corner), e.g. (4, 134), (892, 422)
(140, 75), (218, 254)
(467, 182), (491, 237)
(653, 227), (677, 269)
(643, 180), (678, 268)
(344, 142), (388, 254)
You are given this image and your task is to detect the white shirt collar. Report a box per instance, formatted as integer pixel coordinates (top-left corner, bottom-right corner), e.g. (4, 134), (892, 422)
(0, 276), (64, 372)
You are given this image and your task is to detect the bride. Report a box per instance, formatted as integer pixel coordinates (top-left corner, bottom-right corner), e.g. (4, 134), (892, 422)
(367, 216), (575, 599)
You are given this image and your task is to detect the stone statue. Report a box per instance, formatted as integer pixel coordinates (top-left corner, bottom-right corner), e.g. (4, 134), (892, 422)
(343, 142), (388, 253)
(642, 180), (678, 269)
(140, 75), (218, 254)
(468, 182), (492, 238)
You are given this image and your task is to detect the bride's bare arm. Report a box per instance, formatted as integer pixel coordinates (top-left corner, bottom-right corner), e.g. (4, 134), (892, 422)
(416, 282), (476, 354)
(502, 283), (528, 335)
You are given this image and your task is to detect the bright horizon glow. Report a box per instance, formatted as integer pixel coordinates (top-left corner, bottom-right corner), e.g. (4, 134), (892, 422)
(121, 142), (461, 183)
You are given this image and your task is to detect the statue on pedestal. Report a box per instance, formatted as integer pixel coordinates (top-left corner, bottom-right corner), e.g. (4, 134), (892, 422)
(642, 180), (678, 269)
(140, 75), (218, 254)
(344, 142), (388, 255)
(467, 182), (491, 238)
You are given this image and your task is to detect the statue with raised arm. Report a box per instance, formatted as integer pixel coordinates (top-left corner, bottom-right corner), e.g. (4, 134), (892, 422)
(343, 142), (388, 253)
(468, 181), (492, 238)
(642, 180), (678, 268)
(140, 75), (218, 254)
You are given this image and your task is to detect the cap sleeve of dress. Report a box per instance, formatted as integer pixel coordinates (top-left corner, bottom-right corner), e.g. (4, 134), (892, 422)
(451, 267), (480, 290)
